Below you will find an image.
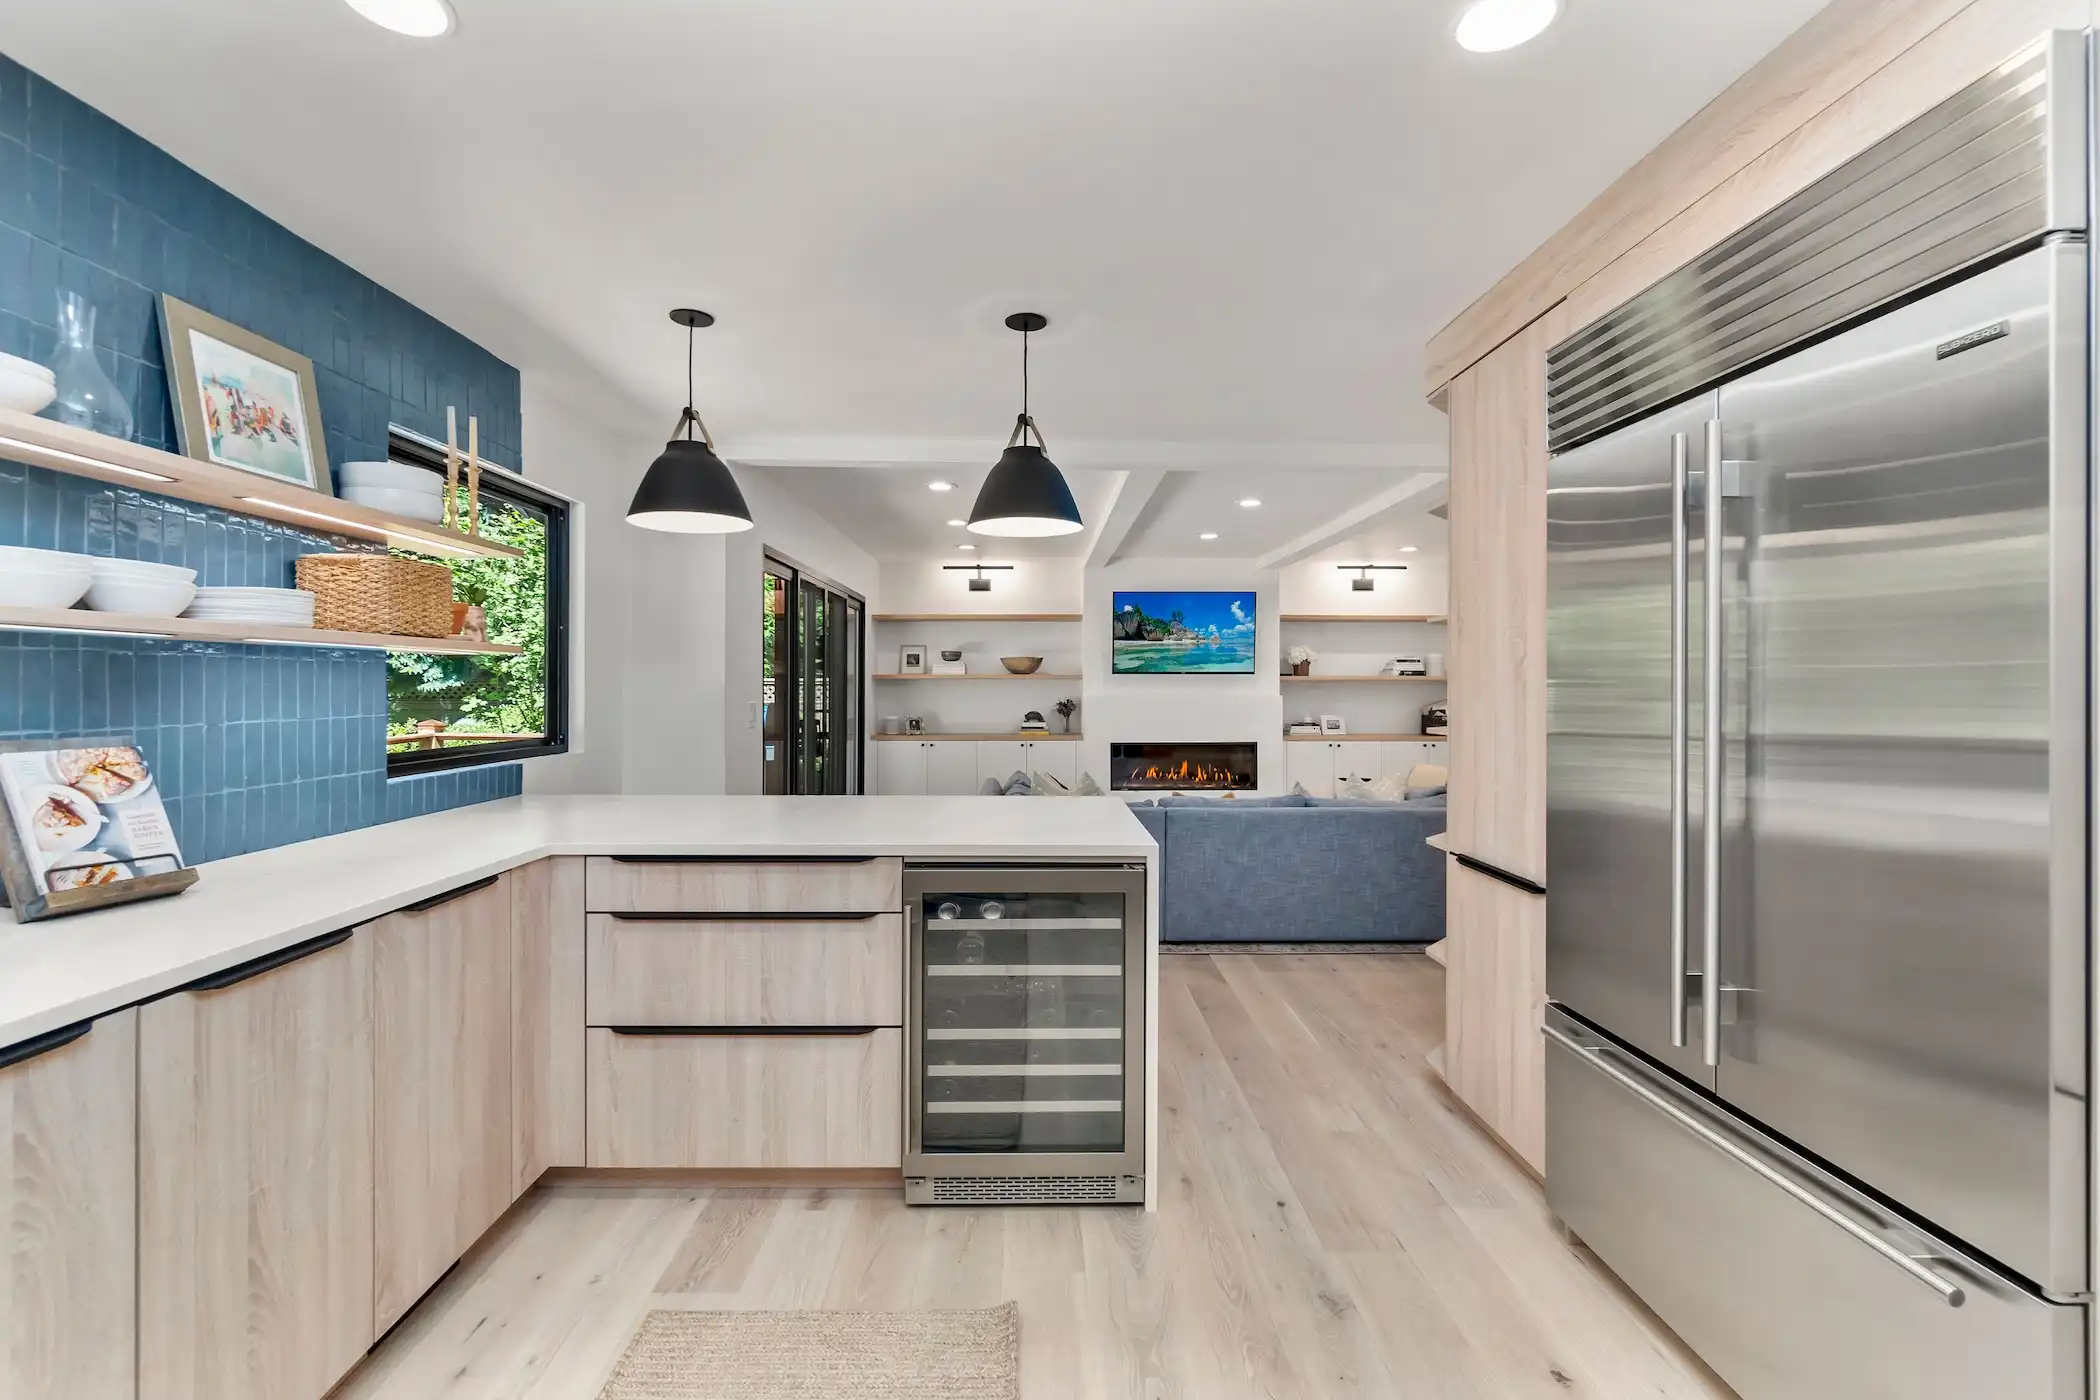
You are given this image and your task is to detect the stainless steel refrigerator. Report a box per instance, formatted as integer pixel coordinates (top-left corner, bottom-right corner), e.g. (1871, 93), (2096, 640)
(1543, 35), (2091, 1399)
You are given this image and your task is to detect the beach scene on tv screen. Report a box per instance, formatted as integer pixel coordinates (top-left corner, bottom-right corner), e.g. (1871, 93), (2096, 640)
(1112, 590), (1256, 673)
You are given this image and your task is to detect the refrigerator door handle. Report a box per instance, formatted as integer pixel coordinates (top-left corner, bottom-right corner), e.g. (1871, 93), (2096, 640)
(1700, 418), (1724, 1067)
(1542, 1022), (1968, 1308)
(1670, 430), (1690, 1049)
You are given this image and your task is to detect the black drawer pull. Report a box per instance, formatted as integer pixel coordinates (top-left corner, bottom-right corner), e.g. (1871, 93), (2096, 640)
(0, 1018), (93, 1071)
(1454, 852), (1546, 896)
(604, 911), (885, 923)
(182, 928), (354, 992)
(400, 874), (501, 914)
(608, 855), (879, 865)
(605, 1025), (883, 1037)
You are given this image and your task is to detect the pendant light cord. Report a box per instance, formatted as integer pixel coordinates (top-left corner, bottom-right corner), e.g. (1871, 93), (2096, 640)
(1022, 326), (1030, 422)
(686, 324), (696, 441)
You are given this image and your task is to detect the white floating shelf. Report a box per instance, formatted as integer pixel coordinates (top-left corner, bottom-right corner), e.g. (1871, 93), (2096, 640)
(0, 406), (522, 561)
(0, 603), (523, 655)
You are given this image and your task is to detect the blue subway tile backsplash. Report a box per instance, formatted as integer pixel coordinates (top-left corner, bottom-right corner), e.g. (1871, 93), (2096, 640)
(0, 52), (526, 865)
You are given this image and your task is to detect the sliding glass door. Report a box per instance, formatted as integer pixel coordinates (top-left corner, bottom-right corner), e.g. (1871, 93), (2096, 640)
(763, 554), (865, 795)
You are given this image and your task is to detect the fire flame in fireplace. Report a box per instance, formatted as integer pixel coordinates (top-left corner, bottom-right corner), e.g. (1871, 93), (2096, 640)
(1126, 759), (1242, 788)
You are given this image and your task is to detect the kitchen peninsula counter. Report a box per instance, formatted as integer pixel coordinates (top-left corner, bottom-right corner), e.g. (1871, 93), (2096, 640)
(0, 794), (1156, 1048)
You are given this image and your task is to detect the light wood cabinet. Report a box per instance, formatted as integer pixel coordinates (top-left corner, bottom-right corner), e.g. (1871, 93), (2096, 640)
(139, 930), (375, 1400)
(1445, 319), (1550, 883)
(1443, 857), (1546, 1175)
(0, 1008), (136, 1400)
(587, 913), (904, 1028)
(511, 855), (586, 1193)
(586, 1027), (904, 1169)
(586, 856), (902, 914)
(371, 875), (516, 1333)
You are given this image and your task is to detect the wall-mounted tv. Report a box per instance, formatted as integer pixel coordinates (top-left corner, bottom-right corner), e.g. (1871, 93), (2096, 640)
(1111, 590), (1257, 674)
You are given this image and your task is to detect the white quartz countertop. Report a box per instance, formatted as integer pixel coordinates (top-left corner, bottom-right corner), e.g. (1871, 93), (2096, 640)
(0, 795), (1156, 1048)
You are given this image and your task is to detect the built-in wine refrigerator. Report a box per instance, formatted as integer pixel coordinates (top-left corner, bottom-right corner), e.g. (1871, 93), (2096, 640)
(904, 864), (1147, 1205)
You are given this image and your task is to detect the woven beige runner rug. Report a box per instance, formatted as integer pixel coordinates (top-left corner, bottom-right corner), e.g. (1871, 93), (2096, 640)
(596, 1303), (1020, 1400)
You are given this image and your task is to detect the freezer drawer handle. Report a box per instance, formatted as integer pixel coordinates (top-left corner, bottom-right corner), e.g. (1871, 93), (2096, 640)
(1543, 1022), (1967, 1308)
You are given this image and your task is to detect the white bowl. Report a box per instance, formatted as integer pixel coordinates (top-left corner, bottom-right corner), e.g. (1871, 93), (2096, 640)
(84, 575), (197, 617)
(0, 352), (54, 383)
(0, 545), (91, 571)
(339, 460), (443, 494)
(0, 369), (56, 415)
(86, 556), (197, 586)
(343, 484), (447, 523)
(0, 564), (93, 609)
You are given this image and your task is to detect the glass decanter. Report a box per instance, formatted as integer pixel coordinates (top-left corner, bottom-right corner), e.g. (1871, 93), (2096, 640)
(47, 291), (134, 441)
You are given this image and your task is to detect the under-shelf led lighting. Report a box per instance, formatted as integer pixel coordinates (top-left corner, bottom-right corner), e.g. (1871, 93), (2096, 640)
(0, 435), (175, 483)
(238, 497), (486, 558)
(3, 621), (175, 640)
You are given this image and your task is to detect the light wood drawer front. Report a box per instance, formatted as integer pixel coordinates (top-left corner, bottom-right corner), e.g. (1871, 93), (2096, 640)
(585, 1027), (902, 1169)
(586, 857), (902, 914)
(587, 914), (903, 1027)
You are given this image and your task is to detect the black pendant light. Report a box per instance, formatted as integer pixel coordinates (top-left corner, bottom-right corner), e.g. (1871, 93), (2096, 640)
(627, 308), (754, 534)
(966, 312), (1084, 537)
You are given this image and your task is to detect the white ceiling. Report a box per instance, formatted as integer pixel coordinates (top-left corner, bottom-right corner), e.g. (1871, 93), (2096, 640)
(1120, 469), (1399, 558)
(2, 0), (1825, 473)
(761, 464), (1124, 561)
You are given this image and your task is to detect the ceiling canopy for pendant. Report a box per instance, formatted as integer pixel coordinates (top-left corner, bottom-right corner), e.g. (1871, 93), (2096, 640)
(966, 312), (1084, 538)
(627, 308), (754, 534)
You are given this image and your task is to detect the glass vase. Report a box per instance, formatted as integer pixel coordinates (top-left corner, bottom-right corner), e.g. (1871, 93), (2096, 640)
(47, 291), (134, 441)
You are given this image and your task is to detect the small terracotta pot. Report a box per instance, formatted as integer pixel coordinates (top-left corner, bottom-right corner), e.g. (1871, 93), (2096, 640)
(1290, 660), (1311, 676)
(450, 601), (470, 635)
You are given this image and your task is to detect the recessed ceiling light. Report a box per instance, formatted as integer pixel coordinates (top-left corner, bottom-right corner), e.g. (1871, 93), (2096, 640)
(928, 480), (955, 492)
(1238, 498), (1262, 509)
(1401, 545), (1420, 553)
(947, 518), (967, 527)
(958, 543), (976, 550)
(1455, 0), (1561, 53)
(1200, 532), (1219, 541)
(344, 0), (457, 37)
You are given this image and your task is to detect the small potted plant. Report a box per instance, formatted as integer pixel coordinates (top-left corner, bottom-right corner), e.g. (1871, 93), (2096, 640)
(1286, 644), (1316, 677)
(1054, 697), (1078, 734)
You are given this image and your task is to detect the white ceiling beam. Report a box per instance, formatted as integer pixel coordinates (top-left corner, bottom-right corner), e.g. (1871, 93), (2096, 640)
(1254, 472), (1447, 570)
(1086, 469), (1166, 568)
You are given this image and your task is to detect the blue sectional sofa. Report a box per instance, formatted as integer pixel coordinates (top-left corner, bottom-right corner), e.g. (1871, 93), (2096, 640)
(1127, 794), (1446, 943)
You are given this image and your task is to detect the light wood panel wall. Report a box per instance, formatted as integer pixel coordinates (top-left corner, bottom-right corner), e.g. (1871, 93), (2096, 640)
(372, 879), (516, 1333)
(1444, 316), (1552, 884)
(511, 856), (587, 1192)
(0, 1009), (136, 1400)
(139, 933), (375, 1400)
(1423, 0), (2089, 392)
(1444, 859), (1546, 1174)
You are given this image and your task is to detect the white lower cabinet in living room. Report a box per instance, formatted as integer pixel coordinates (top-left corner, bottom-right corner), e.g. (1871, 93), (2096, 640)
(0, 1006), (136, 1400)
(876, 739), (930, 795)
(1286, 739), (1446, 798)
(927, 741), (979, 795)
(139, 929), (375, 1400)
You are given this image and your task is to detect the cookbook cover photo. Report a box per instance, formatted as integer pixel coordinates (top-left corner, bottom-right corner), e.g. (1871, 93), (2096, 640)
(0, 738), (194, 919)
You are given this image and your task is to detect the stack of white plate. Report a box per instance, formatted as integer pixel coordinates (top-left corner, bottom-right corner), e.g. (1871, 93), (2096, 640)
(183, 586), (317, 627)
(83, 558), (197, 617)
(0, 352), (56, 415)
(338, 460), (446, 524)
(0, 545), (93, 608)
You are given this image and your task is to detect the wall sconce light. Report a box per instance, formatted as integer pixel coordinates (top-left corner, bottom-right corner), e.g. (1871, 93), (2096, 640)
(1339, 564), (1408, 592)
(944, 563), (1016, 593)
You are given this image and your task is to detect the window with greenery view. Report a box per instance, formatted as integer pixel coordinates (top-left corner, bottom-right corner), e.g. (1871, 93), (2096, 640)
(384, 432), (569, 774)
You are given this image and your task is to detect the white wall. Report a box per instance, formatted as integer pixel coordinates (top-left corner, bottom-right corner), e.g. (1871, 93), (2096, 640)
(877, 558), (1082, 616)
(722, 468), (883, 793)
(1277, 550), (1448, 616)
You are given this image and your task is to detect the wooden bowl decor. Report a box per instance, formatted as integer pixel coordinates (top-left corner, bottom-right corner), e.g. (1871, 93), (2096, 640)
(1001, 656), (1045, 674)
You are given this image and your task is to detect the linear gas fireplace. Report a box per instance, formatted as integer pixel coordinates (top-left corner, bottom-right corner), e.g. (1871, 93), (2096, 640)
(1110, 742), (1258, 792)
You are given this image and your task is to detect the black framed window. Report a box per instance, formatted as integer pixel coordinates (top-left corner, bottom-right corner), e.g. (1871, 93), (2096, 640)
(384, 428), (571, 775)
(763, 552), (864, 795)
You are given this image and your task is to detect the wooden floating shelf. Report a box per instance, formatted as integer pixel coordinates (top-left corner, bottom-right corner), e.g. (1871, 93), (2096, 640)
(1279, 614), (1447, 624)
(1282, 674), (1447, 683)
(872, 732), (1084, 742)
(0, 604), (524, 655)
(1284, 733), (1444, 742)
(872, 613), (1082, 623)
(873, 673), (1083, 681)
(0, 406), (523, 561)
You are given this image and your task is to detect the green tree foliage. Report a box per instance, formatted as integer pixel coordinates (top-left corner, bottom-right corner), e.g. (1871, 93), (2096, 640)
(387, 492), (549, 741)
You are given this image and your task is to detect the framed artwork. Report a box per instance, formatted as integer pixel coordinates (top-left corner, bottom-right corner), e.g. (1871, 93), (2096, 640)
(158, 294), (331, 493)
(900, 643), (928, 675)
(1320, 714), (1346, 736)
(0, 738), (196, 921)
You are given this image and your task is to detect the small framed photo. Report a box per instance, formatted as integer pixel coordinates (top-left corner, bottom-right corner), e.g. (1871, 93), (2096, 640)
(1320, 714), (1347, 736)
(158, 293), (332, 494)
(900, 643), (928, 675)
(0, 738), (197, 921)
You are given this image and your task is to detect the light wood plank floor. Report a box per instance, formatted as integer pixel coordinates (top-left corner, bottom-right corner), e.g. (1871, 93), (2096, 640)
(336, 952), (1734, 1400)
